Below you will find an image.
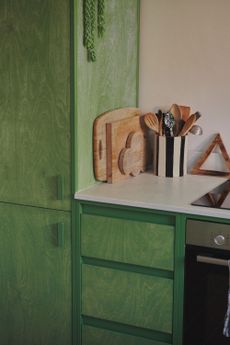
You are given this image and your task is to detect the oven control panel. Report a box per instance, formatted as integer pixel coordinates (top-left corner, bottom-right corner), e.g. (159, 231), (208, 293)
(186, 220), (230, 250)
(211, 233), (230, 249)
(213, 234), (226, 246)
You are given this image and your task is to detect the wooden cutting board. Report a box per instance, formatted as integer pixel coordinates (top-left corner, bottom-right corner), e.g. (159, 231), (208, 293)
(119, 132), (147, 177)
(106, 115), (148, 183)
(93, 107), (141, 181)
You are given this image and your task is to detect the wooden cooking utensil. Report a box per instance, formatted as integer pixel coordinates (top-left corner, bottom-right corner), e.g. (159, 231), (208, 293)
(179, 105), (191, 121)
(159, 115), (163, 136)
(170, 104), (181, 120)
(144, 112), (159, 133)
(179, 113), (197, 136)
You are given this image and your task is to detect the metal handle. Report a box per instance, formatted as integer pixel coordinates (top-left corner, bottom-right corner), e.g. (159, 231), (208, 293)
(57, 223), (65, 247)
(57, 175), (64, 200)
(197, 255), (229, 267)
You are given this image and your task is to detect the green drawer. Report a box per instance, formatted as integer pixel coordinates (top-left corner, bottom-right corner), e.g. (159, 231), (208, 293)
(82, 325), (169, 345)
(81, 214), (174, 271)
(82, 265), (173, 334)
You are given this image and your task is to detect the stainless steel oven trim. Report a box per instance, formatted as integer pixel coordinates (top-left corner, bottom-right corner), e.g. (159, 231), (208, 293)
(186, 220), (230, 250)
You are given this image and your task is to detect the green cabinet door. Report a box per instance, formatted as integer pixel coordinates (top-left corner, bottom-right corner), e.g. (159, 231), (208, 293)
(0, 0), (70, 210)
(0, 203), (71, 345)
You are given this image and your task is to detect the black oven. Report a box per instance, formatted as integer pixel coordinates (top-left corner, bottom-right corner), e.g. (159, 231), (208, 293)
(184, 220), (230, 345)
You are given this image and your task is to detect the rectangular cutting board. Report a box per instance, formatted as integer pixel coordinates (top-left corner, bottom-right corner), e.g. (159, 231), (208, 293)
(93, 108), (141, 181)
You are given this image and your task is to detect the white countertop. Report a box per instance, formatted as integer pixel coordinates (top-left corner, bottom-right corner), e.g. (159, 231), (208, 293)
(74, 173), (230, 219)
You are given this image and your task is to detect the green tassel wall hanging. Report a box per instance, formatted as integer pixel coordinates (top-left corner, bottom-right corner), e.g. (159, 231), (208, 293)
(83, 0), (105, 62)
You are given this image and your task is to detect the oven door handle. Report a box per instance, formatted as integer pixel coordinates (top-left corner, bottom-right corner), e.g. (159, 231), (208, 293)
(197, 255), (229, 267)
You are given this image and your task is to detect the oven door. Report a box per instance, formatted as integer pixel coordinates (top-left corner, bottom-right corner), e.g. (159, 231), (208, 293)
(183, 245), (230, 345)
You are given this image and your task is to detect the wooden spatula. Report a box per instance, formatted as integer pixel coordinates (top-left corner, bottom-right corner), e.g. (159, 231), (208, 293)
(144, 112), (159, 133)
(179, 105), (191, 121)
(179, 113), (197, 136)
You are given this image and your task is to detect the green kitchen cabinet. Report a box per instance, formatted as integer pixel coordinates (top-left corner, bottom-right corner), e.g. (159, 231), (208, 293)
(0, 0), (71, 210)
(0, 0), (140, 209)
(0, 0), (141, 344)
(0, 202), (71, 345)
(74, 201), (185, 345)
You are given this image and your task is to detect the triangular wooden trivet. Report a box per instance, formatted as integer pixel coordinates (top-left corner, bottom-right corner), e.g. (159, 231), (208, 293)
(191, 133), (230, 176)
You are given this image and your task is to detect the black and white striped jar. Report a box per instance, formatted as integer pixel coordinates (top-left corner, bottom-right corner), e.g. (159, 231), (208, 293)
(155, 136), (188, 177)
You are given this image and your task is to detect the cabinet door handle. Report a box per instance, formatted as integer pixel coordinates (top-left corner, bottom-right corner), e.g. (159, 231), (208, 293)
(57, 175), (64, 200)
(197, 255), (229, 267)
(57, 223), (65, 247)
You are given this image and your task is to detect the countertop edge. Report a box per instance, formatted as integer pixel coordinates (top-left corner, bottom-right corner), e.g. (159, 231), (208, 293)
(74, 192), (230, 220)
(74, 174), (230, 220)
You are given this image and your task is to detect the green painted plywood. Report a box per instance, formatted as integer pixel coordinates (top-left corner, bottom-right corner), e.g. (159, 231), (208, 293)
(82, 325), (168, 345)
(81, 214), (174, 271)
(0, 0), (71, 210)
(75, 0), (139, 190)
(0, 203), (71, 345)
(82, 264), (173, 334)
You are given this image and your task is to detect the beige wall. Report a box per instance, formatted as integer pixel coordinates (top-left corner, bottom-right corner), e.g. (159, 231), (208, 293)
(139, 0), (230, 170)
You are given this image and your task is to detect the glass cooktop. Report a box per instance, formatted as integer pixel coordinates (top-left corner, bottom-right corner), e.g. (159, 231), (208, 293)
(191, 179), (230, 210)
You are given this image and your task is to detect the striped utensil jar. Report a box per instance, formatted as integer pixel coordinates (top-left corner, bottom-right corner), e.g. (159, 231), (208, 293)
(155, 135), (188, 177)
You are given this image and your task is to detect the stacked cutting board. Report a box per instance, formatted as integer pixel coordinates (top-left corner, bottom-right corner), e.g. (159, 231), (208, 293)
(93, 108), (148, 183)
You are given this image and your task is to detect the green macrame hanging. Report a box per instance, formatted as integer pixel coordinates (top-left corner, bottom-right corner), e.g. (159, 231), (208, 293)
(83, 0), (105, 62)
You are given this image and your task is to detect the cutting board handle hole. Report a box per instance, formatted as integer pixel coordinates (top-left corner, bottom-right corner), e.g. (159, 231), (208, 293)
(99, 140), (102, 160)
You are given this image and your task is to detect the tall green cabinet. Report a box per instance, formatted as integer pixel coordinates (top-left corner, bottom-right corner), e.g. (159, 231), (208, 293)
(0, 0), (140, 344)
(0, 1), (72, 344)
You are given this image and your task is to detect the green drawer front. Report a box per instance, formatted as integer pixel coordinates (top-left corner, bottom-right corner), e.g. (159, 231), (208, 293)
(82, 325), (168, 345)
(81, 214), (174, 271)
(82, 265), (173, 334)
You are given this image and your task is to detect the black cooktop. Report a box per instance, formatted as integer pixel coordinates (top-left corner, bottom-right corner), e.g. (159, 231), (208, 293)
(191, 179), (230, 210)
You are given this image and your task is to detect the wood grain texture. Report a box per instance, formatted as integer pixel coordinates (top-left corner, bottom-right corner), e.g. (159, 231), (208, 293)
(118, 132), (147, 177)
(0, 203), (71, 345)
(82, 265), (173, 334)
(82, 325), (165, 345)
(178, 113), (196, 136)
(75, 0), (139, 190)
(178, 105), (191, 121)
(0, 0), (71, 210)
(93, 108), (141, 181)
(192, 133), (230, 176)
(106, 116), (147, 183)
(81, 214), (174, 271)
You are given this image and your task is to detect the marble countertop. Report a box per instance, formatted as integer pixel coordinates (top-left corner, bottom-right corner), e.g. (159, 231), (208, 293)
(75, 173), (230, 219)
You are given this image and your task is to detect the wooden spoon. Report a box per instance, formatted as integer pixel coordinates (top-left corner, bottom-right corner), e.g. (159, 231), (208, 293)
(170, 104), (181, 121)
(179, 113), (197, 136)
(144, 112), (159, 133)
(179, 105), (191, 121)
